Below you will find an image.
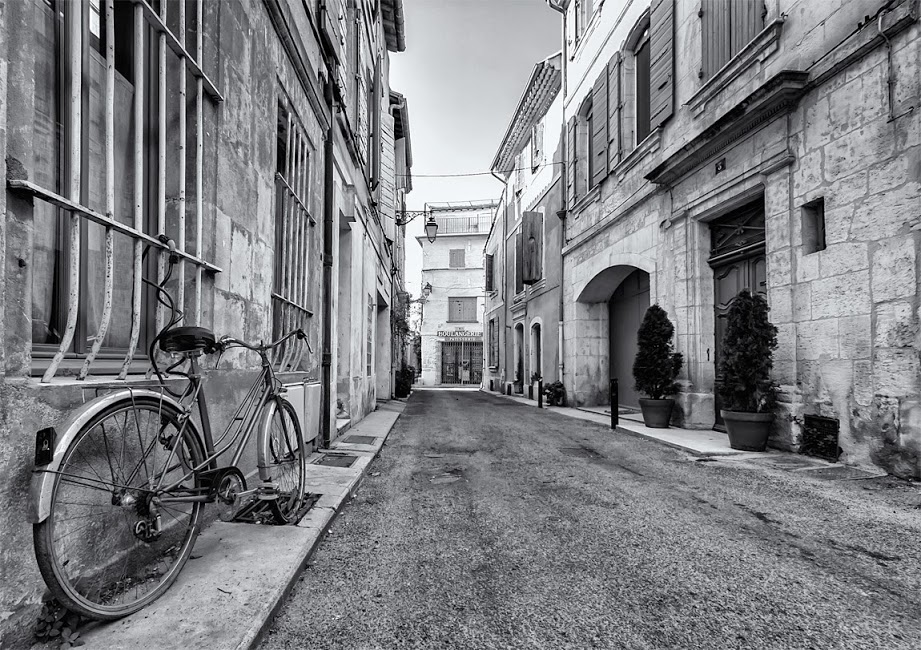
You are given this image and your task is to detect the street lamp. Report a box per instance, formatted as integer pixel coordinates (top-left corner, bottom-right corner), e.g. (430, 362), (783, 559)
(424, 216), (438, 243)
(396, 208), (439, 243)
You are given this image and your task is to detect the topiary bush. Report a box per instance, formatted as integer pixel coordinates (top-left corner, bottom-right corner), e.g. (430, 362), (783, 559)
(632, 304), (683, 400)
(717, 290), (778, 413)
(543, 380), (566, 406)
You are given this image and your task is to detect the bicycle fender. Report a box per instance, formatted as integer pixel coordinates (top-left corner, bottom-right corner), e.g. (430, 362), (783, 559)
(30, 388), (191, 524)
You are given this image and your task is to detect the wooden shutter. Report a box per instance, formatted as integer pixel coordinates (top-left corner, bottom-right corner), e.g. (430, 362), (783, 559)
(379, 113), (396, 241)
(566, 117), (577, 208)
(731, 0), (764, 55)
(649, 0), (674, 129)
(701, 0), (731, 80)
(515, 229), (524, 293)
(607, 53), (621, 172)
(449, 249), (465, 268)
(522, 211), (542, 285)
(357, 71), (369, 166)
(320, 0), (347, 64)
(485, 253), (494, 291)
(371, 56), (382, 186)
(591, 70), (608, 188)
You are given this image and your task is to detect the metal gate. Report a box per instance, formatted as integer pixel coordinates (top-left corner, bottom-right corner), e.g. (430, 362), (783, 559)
(440, 340), (483, 385)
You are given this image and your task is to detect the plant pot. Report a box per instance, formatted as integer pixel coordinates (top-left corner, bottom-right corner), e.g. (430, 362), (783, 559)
(721, 410), (773, 451)
(638, 398), (674, 428)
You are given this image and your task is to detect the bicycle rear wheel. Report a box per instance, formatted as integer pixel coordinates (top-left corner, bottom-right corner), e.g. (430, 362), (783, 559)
(34, 397), (205, 620)
(260, 398), (307, 524)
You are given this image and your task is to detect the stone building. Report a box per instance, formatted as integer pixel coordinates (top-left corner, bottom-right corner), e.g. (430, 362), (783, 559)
(552, 0), (920, 476)
(483, 53), (565, 398)
(419, 201), (496, 386)
(0, 0), (409, 643)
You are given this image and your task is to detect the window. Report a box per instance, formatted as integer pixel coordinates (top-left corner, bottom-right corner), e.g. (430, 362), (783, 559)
(801, 198), (826, 254)
(634, 28), (651, 144)
(28, 0), (222, 381)
(514, 230), (524, 294)
(449, 249), (465, 268)
(576, 97), (594, 196)
(521, 211), (543, 285)
(273, 98), (315, 369)
(448, 297), (477, 322)
(531, 121), (544, 171)
(701, 0), (765, 80)
(574, 0), (595, 43)
(485, 253), (495, 292)
(488, 318), (499, 367)
(32, 0), (153, 370)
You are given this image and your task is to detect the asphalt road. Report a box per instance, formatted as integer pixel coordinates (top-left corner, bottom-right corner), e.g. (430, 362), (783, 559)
(261, 389), (921, 650)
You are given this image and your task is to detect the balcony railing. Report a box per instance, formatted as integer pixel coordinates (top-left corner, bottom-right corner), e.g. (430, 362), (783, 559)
(435, 214), (492, 235)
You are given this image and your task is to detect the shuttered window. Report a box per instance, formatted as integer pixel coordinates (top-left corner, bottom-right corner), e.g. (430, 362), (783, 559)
(448, 297), (477, 322)
(485, 253), (495, 291)
(607, 53), (622, 172)
(635, 29), (651, 144)
(515, 229), (524, 294)
(701, 0), (764, 80)
(591, 67), (608, 188)
(566, 117), (577, 208)
(449, 249), (465, 268)
(531, 122), (544, 171)
(649, 0), (675, 128)
(521, 212), (543, 285)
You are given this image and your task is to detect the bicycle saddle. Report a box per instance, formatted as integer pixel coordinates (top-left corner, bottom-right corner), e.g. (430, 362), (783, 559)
(160, 326), (217, 353)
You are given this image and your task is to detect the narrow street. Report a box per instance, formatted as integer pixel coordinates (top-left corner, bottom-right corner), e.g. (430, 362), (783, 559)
(262, 390), (921, 650)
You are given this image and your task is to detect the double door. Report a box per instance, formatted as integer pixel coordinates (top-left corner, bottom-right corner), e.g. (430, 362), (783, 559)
(441, 340), (483, 385)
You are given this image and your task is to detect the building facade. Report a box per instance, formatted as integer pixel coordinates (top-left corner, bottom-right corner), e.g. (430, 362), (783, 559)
(483, 54), (566, 398)
(553, 0), (921, 476)
(419, 202), (495, 386)
(0, 0), (409, 643)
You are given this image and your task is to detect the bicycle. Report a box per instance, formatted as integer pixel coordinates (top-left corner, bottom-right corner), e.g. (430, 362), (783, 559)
(31, 236), (312, 620)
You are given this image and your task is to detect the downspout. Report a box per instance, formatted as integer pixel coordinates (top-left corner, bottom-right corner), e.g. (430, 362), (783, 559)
(548, 0), (566, 384)
(320, 72), (336, 448)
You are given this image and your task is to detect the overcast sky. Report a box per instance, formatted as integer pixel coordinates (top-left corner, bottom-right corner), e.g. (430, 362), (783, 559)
(389, 0), (561, 297)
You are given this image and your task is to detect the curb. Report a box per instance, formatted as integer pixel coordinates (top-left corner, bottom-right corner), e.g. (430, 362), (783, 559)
(246, 407), (401, 649)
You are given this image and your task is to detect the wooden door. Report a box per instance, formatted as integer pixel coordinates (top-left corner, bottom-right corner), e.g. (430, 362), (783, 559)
(608, 269), (651, 410)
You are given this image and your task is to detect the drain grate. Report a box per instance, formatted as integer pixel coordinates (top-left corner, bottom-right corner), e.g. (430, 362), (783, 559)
(315, 454), (359, 468)
(342, 435), (378, 445)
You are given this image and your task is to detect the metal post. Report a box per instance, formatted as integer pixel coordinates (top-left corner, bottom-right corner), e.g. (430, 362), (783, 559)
(611, 378), (619, 429)
(538, 379), (543, 408)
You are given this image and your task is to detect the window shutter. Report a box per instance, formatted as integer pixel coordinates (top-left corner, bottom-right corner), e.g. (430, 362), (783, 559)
(449, 249), (465, 268)
(515, 229), (524, 293)
(591, 69), (608, 187)
(649, 0), (675, 129)
(379, 112), (396, 241)
(731, 0), (764, 55)
(320, 0), (348, 64)
(371, 56), (382, 187)
(701, 0), (730, 80)
(521, 211), (542, 285)
(607, 53), (621, 172)
(485, 253), (494, 291)
(566, 117), (577, 208)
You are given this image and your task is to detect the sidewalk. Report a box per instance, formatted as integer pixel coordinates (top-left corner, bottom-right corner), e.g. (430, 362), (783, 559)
(489, 390), (747, 457)
(78, 401), (405, 650)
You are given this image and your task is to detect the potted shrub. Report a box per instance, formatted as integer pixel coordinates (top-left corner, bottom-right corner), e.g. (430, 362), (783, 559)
(717, 290), (778, 451)
(632, 304), (683, 428)
(543, 380), (566, 406)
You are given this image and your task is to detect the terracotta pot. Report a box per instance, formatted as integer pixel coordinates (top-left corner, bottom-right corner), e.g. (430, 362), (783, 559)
(639, 398), (674, 428)
(721, 410), (773, 451)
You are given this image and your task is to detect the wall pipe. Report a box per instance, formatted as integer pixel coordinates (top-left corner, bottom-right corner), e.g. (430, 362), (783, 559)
(548, 0), (567, 385)
(320, 72), (335, 448)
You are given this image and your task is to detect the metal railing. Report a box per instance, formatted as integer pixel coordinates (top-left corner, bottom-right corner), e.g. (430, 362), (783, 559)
(435, 214), (492, 234)
(11, 0), (223, 382)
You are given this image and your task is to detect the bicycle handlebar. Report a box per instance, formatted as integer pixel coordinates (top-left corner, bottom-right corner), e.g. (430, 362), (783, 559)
(218, 328), (312, 355)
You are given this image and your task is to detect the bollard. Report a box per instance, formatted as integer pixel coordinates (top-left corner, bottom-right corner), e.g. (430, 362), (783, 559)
(610, 378), (619, 429)
(538, 379), (543, 408)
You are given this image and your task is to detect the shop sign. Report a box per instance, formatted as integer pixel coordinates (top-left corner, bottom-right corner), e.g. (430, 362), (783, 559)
(437, 328), (481, 339)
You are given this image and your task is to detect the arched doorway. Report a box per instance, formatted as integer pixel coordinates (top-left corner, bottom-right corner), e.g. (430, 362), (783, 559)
(608, 269), (650, 410)
(514, 322), (525, 393)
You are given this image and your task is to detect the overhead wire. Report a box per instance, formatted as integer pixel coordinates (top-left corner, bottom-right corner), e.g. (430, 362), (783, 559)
(396, 161), (564, 178)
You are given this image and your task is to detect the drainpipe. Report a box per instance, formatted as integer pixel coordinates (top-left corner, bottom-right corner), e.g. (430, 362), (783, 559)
(548, 0), (566, 384)
(320, 72), (335, 448)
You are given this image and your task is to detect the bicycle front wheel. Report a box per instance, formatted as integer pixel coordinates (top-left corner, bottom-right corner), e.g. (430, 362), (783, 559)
(34, 397), (205, 620)
(260, 398), (307, 524)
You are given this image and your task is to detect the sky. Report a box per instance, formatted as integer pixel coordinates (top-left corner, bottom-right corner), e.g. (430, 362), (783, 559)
(389, 0), (561, 297)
